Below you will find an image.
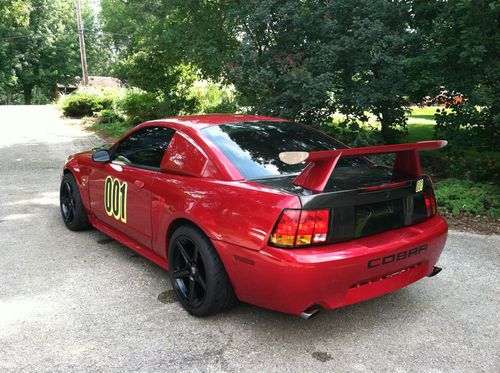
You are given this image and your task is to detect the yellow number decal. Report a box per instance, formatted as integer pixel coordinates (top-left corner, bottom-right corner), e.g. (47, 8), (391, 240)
(104, 176), (127, 223)
(415, 179), (424, 193)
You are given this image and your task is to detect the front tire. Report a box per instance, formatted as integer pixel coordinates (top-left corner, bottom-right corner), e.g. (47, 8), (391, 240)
(168, 225), (236, 316)
(60, 173), (91, 231)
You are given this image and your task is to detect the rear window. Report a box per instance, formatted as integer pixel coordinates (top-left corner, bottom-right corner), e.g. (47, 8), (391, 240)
(201, 121), (367, 179)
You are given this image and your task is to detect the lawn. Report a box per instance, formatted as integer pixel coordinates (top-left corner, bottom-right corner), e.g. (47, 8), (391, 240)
(404, 106), (440, 143)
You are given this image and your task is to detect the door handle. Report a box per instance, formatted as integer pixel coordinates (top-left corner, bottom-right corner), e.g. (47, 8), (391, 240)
(134, 180), (145, 188)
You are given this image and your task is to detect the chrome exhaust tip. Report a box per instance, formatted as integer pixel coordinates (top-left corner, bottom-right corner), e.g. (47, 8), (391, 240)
(428, 266), (442, 277)
(299, 305), (321, 319)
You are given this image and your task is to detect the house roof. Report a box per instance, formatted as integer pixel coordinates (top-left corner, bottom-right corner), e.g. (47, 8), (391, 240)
(86, 76), (121, 88)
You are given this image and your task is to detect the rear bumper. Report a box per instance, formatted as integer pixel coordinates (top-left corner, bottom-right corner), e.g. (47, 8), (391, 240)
(214, 215), (448, 315)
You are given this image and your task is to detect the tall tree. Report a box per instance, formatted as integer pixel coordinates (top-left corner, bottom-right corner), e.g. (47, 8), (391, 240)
(409, 0), (499, 149)
(227, 0), (416, 141)
(0, 0), (80, 103)
(0, 0), (111, 104)
(101, 0), (416, 142)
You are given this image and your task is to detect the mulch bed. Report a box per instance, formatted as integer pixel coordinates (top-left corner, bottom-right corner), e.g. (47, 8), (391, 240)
(443, 213), (500, 235)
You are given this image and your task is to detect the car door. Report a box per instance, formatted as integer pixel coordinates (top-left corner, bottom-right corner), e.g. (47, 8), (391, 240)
(89, 126), (175, 248)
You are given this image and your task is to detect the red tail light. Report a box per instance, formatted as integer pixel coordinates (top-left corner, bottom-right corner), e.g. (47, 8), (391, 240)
(424, 190), (437, 217)
(270, 209), (330, 248)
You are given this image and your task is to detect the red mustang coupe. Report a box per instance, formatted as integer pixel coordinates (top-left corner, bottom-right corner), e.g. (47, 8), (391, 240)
(60, 114), (448, 318)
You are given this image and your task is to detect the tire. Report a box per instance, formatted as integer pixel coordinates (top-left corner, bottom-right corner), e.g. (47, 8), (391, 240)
(59, 173), (91, 231)
(168, 225), (237, 316)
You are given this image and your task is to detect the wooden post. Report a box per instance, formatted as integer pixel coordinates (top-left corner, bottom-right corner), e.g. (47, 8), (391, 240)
(75, 0), (88, 85)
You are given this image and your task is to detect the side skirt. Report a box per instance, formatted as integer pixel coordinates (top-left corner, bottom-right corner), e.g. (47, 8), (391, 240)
(90, 217), (168, 270)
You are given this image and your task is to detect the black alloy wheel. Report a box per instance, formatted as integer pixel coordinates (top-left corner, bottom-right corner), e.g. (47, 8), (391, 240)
(60, 179), (75, 224)
(168, 225), (236, 316)
(59, 173), (91, 231)
(171, 235), (207, 308)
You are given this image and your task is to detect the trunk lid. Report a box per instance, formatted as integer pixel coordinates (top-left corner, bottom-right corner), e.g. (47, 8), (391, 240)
(252, 170), (434, 244)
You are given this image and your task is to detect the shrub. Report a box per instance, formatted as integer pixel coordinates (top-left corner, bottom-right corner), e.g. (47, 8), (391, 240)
(117, 88), (198, 125)
(421, 150), (500, 184)
(59, 90), (113, 117)
(189, 81), (238, 114)
(434, 104), (499, 151)
(434, 179), (499, 217)
(95, 108), (123, 124)
(117, 90), (163, 124)
(318, 122), (383, 147)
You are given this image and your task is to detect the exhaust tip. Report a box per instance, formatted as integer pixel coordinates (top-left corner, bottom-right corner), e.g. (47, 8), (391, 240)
(428, 266), (442, 277)
(299, 305), (321, 320)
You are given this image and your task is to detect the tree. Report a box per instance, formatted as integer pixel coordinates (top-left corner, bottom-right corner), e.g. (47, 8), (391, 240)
(99, 0), (205, 112)
(227, 0), (416, 142)
(100, 0), (416, 142)
(0, 0), (111, 104)
(409, 0), (499, 150)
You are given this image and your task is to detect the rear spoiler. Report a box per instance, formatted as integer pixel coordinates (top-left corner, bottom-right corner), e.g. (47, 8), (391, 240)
(279, 140), (447, 193)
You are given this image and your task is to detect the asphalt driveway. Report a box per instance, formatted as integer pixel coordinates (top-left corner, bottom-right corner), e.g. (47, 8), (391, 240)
(0, 105), (498, 372)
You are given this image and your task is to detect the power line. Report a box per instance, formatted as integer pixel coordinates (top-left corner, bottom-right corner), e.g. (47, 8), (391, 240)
(0, 31), (132, 42)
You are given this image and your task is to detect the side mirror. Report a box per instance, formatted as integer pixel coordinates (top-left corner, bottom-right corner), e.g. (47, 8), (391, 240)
(92, 149), (110, 163)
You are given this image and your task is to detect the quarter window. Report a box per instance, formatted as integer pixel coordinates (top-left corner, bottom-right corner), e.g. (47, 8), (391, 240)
(112, 126), (175, 168)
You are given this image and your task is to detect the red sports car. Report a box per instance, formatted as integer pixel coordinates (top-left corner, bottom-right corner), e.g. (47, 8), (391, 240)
(60, 114), (448, 318)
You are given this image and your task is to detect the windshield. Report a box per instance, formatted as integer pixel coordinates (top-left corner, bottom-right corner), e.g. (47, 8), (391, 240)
(202, 121), (367, 179)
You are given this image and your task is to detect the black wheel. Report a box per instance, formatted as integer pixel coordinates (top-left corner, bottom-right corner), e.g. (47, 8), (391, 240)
(168, 225), (236, 316)
(60, 173), (91, 231)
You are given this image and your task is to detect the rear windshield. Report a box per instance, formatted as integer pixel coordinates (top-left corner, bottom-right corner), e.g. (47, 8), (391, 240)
(201, 121), (367, 179)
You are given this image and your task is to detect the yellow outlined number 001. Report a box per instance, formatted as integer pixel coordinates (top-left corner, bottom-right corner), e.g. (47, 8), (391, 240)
(104, 176), (127, 223)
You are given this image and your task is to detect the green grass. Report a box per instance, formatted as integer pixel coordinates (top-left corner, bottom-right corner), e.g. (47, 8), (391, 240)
(404, 106), (440, 143)
(91, 121), (132, 138)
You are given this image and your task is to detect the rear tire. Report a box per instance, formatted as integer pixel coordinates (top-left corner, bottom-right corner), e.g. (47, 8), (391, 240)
(168, 225), (237, 316)
(60, 173), (91, 231)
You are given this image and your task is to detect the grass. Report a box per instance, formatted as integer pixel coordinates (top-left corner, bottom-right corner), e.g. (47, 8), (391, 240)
(91, 121), (132, 139)
(329, 106), (442, 143)
(404, 106), (440, 143)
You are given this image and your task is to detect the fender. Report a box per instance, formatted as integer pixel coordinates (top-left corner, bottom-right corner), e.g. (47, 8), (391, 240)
(63, 152), (93, 210)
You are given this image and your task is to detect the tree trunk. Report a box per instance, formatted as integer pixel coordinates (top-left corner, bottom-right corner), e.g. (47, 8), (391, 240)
(24, 87), (33, 105)
(380, 118), (391, 143)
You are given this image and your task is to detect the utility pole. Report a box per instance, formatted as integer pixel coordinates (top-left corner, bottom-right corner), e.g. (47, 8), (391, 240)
(75, 0), (89, 85)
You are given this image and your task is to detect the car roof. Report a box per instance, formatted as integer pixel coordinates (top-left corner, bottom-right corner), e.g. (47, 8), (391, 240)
(146, 114), (288, 131)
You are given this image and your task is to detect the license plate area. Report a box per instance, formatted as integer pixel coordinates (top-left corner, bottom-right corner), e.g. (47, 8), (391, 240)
(353, 198), (405, 238)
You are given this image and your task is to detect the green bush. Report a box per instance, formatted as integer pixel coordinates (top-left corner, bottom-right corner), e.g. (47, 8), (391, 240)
(95, 108), (123, 124)
(60, 90), (113, 117)
(189, 81), (238, 114)
(117, 90), (163, 124)
(318, 122), (383, 147)
(117, 89), (198, 125)
(434, 179), (499, 217)
(421, 150), (500, 184)
(434, 104), (499, 152)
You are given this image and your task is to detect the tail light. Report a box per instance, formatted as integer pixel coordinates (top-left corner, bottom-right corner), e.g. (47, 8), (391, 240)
(270, 209), (330, 248)
(424, 189), (437, 217)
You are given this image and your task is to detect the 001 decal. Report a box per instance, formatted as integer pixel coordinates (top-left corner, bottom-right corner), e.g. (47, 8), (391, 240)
(104, 176), (127, 223)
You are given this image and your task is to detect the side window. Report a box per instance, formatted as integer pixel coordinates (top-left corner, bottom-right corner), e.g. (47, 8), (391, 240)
(112, 126), (175, 168)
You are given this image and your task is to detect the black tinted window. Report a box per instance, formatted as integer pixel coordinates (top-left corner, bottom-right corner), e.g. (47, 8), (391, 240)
(202, 121), (367, 179)
(112, 126), (175, 168)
